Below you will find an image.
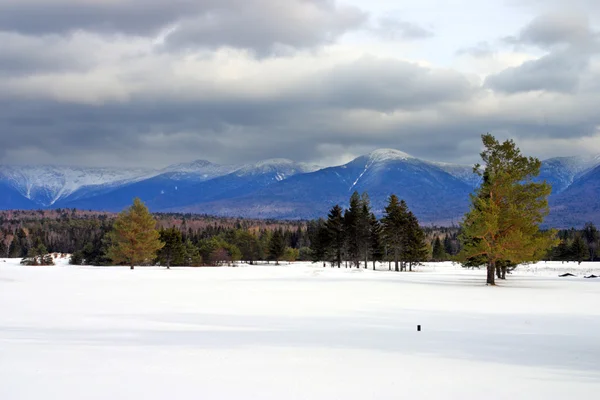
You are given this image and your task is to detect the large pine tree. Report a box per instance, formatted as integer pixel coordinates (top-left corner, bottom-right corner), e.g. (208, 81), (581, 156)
(402, 210), (428, 271)
(268, 229), (286, 265)
(571, 234), (589, 265)
(381, 195), (409, 272)
(325, 205), (345, 268)
(157, 227), (185, 268)
(369, 213), (383, 270)
(106, 198), (164, 269)
(432, 236), (446, 261)
(458, 134), (557, 285)
(583, 223), (599, 261)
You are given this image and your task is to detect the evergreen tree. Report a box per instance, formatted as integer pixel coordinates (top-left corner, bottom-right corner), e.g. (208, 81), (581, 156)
(325, 205), (345, 268)
(571, 234), (589, 265)
(70, 250), (84, 265)
(359, 193), (373, 268)
(157, 227), (185, 268)
(106, 198), (164, 269)
(432, 236), (446, 261)
(369, 213), (383, 270)
(9, 229), (28, 258)
(0, 239), (6, 259)
(344, 191), (365, 268)
(21, 239), (53, 266)
(309, 219), (330, 266)
(583, 222), (599, 261)
(283, 247), (299, 263)
(183, 239), (203, 266)
(234, 230), (262, 265)
(381, 195), (409, 272)
(402, 210), (428, 271)
(458, 134), (558, 285)
(268, 229), (286, 265)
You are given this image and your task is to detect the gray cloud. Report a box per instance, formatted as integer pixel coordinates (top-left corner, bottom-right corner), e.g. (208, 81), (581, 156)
(1, 4), (600, 169)
(486, 12), (599, 94)
(372, 17), (434, 41)
(457, 42), (495, 58)
(0, 0), (202, 35)
(313, 57), (475, 111)
(0, 32), (99, 76)
(485, 49), (590, 93)
(164, 1), (367, 54)
(505, 12), (596, 48)
(0, 0), (366, 54)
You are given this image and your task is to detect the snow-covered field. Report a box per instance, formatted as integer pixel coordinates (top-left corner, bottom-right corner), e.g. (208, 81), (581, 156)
(1, 258), (600, 400)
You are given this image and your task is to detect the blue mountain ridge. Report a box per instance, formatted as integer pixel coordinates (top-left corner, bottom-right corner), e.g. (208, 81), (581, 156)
(1, 150), (599, 227)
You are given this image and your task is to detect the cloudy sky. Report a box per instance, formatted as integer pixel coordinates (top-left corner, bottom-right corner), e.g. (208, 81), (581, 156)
(1, 0), (600, 168)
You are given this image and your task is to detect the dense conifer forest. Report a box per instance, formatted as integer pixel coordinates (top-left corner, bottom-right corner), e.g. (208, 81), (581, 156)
(0, 202), (597, 268)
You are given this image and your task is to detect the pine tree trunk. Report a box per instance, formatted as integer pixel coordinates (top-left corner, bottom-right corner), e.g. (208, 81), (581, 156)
(373, 260), (376, 271)
(501, 266), (507, 280)
(487, 262), (496, 285)
(394, 250), (399, 272)
(496, 266), (501, 279)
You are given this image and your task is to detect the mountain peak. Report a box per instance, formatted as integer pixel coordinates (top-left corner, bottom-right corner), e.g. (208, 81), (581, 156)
(367, 149), (414, 163)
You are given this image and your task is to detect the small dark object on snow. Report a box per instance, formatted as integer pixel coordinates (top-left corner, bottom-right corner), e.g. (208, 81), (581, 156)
(584, 275), (598, 279)
(417, 325), (421, 332)
(559, 273), (576, 277)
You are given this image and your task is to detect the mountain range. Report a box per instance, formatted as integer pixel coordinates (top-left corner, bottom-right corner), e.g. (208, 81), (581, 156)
(1, 149), (599, 228)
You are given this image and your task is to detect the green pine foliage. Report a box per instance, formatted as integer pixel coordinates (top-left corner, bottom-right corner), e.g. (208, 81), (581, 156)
(268, 229), (286, 265)
(571, 234), (589, 265)
(381, 195), (409, 272)
(21, 239), (54, 266)
(432, 237), (446, 261)
(458, 134), (558, 285)
(106, 198), (164, 269)
(157, 227), (185, 268)
(325, 205), (345, 268)
(583, 223), (599, 261)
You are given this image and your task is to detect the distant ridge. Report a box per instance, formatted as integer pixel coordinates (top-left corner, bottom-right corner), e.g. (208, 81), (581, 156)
(1, 150), (599, 227)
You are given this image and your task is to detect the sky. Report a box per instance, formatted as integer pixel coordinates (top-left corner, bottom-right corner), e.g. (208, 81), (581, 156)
(1, 0), (600, 168)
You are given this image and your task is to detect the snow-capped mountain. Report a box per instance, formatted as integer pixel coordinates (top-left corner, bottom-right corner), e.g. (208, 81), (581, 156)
(1, 150), (600, 227)
(160, 160), (240, 181)
(0, 165), (156, 207)
(48, 159), (321, 212)
(538, 155), (600, 195)
(176, 149), (474, 224)
(234, 159), (321, 179)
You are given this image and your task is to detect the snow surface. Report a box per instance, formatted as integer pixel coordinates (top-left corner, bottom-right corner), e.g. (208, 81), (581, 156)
(1, 259), (600, 400)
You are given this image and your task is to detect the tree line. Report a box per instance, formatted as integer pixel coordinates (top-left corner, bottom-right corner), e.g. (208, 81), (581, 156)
(2, 134), (590, 286)
(308, 192), (428, 271)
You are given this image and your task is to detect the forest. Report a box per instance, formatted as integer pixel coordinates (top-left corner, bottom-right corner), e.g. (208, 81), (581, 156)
(0, 202), (597, 268)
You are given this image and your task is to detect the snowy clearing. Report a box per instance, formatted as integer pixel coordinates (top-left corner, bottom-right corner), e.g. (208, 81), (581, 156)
(1, 259), (600, 399)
